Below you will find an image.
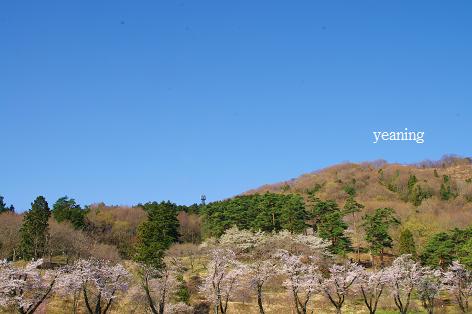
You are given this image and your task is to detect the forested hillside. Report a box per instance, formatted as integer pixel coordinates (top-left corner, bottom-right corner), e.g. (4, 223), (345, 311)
(1, 155), (472, 313)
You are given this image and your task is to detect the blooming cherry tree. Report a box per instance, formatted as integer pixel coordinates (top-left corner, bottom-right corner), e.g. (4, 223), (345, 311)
(55, 264), (84, 313)
(164, 302), (193, 313)
(245, 259), (277, 314)
(200, 248), (246, 314)
(56, 259), (129, 314)
(137, 258), (188, 314)
(321, 261), (363, 314)
(442, 261), (472, 313)
(0, 259), (57, 314)
(276, 250), (321, 314)
(385, 254), (421, 314)
(356, 268), (389, 314)
(416, 267), (443, 314)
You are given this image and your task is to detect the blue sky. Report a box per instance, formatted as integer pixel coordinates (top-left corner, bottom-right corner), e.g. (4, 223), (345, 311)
(1, 1), (471, 211)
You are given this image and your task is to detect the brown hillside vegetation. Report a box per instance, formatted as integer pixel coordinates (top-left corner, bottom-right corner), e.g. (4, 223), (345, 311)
(246, 155), (472, 252)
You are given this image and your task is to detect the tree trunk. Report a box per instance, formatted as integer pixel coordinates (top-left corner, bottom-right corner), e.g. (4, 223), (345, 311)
(257, 285), (265, 314)
(380, 248), (384, 268)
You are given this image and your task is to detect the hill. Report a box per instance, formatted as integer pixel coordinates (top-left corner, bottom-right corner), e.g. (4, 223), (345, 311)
(245, 155), (472, 249)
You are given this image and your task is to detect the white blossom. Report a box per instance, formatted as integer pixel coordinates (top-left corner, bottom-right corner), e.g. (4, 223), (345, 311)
(276, 250), (321, 314)
(442, 261), (472, 313)
(55, 259), (129, 314)
(416, 267), (443, 314)
(199, 248), (246, 314)
(0, 259), (57, 314)
(385, 254), (422, 314)
(355, 268), (389, 314)
(321, 262), (363, 314)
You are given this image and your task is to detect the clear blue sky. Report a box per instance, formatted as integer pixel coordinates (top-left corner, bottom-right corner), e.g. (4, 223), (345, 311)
(1, 1), (471, 211)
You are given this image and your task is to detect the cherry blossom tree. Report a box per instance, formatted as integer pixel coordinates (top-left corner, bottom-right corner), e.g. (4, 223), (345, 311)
(164, 302), (193, 313)
(356, 268), (389, 314)
(321, 262), (363, 314)
(245, 259), (277, 314)
(416, 267), (442, 314)
(276, 250), (321, 314)
(385, 254), (421, 314)
(218, 226), (266, 255)
(442, 261), (472, 313)
(204, 228), (330, 314)
(56, 259), (129, 314)
(269, 230), (330, 256)
(55, 264), (84, 314)
(137, 258), (188, 314)
(199, 248), (246, 314)
(0, 259), (57, 314)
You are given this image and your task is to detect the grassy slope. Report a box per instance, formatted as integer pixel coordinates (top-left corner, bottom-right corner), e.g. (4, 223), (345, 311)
(245, 158), (472, 254)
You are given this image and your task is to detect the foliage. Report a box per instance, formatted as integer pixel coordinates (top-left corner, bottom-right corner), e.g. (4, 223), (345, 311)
(398, 229), (417, 259)
(362, 207), (400, 266)
(421, 227), (472, 269)
(84, 204), (146, 259)
(19, 196), (51, 259)
(134, 201), (180, 269)
(310, 199), (352, 255)
(440, 175), (457, 200)
(201, 193), (307, 237)
(0, 195), (14, 213)
(0, 212), (22, 260)
(52, 196), (87, 229)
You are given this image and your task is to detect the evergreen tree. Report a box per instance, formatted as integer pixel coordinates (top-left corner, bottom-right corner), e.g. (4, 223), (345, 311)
(398, 228), (417, 259)
(134, 201), (180, 269)
(19, 196), (51, 259)
(407, 174), (417, 193)
(421, 227), (472, 269)
(52, 196), (86, 229)
(0, 195), (15, 213)
(362, 207), (400, 267)
(279, 194), (307, 233)
(201, 193), (307, 237)
(343, 195), (364, 261)
(175, 273), (190, 304)
(312, 199), (352, 255)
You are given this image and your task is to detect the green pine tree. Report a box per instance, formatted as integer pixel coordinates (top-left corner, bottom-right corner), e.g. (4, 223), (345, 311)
(134, 201), (180, 269)
(0, 195), (15, 213)
(19, 196), (51, 259)
(398, 228), (417, 259)
(52, 196), (86, 229)
(279, 194), (307, 233)
(312, 199), (352, 255)
(344, 195), (364, 261)
(362, 207), (400, 267)
(175, 273), (190, 304)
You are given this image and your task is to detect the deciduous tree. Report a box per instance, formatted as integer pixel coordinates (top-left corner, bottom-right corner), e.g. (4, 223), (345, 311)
(276, 250), (321, 314)
(385, 255), (421, 314)
(0, 259), (57, 314)
(442, 261), (472, 313)
(321, 262), (363, 314)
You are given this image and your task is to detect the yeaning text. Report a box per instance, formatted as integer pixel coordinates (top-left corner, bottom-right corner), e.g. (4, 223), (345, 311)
(373, 128), (425, 144)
